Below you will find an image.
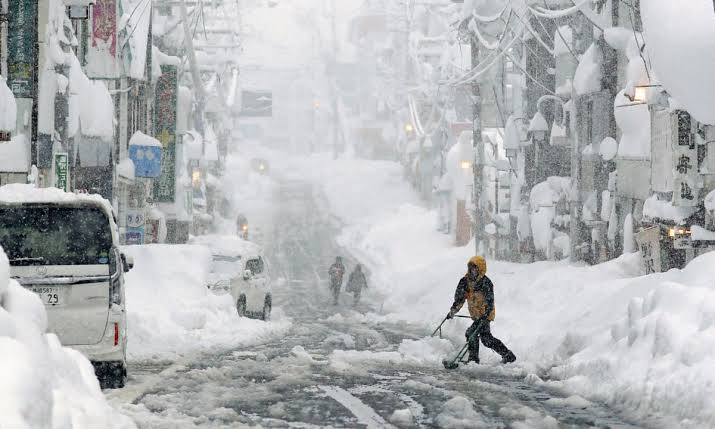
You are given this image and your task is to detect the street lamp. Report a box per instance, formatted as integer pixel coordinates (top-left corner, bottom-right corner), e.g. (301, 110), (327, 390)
(404, 123), (414, 133)
(64, 0), (95, 20)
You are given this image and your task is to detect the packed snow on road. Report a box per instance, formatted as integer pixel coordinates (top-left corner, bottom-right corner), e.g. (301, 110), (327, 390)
(1, 0), (715, 428)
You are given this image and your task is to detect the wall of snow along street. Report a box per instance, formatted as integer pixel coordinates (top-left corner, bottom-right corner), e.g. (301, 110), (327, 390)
(0, 248), (135, 429)
(122, 244), (289, 361)
(275, 153), (715, 427)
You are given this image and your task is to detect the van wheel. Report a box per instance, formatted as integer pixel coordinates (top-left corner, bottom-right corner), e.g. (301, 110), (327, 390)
(95, 361), (127, 389)
(236, 294), (247, 316)
(262, 294), (272, 321)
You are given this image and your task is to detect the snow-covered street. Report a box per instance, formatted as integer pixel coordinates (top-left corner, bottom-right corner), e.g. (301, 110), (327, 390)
(107, 177), (645, 428)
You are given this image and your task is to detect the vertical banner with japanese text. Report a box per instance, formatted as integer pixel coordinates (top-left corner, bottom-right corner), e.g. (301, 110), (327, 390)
(86, 0), (119, 78)
(153, 65), (178, 202)
(53, 153), (69, 192)
(7, 0), (38, 99)
(673, 111), (699, 207)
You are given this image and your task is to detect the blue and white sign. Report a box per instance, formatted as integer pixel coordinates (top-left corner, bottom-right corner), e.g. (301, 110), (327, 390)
(129, 144), (162, 178)
(125, 209), (145, 245)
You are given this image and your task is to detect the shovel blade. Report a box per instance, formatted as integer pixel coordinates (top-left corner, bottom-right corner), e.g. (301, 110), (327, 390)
(442, 359), (459, 370)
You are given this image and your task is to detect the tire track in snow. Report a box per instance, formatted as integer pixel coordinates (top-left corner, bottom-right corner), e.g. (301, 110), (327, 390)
(319, 385), (397, 429)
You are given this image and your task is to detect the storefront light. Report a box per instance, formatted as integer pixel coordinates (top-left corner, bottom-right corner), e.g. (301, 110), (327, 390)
(668, 226), (691, 238)
(191, 169), (201, 187)
(460, 160), (471, 170)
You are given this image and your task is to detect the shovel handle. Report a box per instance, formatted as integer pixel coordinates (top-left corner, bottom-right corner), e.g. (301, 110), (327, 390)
(431, 315), (449, 337)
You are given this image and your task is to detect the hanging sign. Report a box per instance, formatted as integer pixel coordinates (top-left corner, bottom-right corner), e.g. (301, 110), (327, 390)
(86, 0), (120, 78)
(125, 209), (145, 245)
(153, 65), (178, 202)
(7, 0), (38, 98)
(673, 111), (699, 207)
(53, 152), (69, 192)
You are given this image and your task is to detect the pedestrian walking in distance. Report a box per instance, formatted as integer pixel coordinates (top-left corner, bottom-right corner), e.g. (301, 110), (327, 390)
(447, 256), (516, 364)
(328, 256), (345, 305)
(346, 264), (367, 306)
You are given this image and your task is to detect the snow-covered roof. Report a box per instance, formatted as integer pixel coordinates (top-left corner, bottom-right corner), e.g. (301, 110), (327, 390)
(642, 0), (715, 124)
(189, 235), (261, 258)
(129, 130), (161, 147)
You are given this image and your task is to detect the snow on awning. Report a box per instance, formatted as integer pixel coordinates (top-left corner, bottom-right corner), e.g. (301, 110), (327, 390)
(129, 130), (161, 147)
(120, 0), (152, 80)
(69, 55), (114, 140)
(643, 194), (696, 225)
(0, 76), (17, 132)
(0, 135), (29, 173)
(151, 46), (181, 83)
(574, 43), (603, 95)
(117, 157), (135, 180)
(184, 130), (203, 160)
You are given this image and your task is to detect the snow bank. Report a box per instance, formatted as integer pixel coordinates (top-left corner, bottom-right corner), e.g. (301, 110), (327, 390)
(0, 248), (135, 428)
(122, 244), (289, 360)
(276, 151), (715, 427)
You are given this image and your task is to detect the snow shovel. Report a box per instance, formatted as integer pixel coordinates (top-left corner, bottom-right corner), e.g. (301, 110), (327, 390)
(442, 318), (484, 370)
(431, 314), (472, 338)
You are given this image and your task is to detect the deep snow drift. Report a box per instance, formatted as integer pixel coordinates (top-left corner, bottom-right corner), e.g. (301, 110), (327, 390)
(122, 244), (289, 361)
(0, 248), (135, 429)
(266, 149), (715, 428)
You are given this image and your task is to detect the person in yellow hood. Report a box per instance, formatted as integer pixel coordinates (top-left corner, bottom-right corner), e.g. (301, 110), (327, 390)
(447, 256), (516, 364)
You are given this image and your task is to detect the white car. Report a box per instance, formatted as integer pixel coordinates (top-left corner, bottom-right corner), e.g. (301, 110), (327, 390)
(190, 235), (272, 320)
(0, 185), (130, 389)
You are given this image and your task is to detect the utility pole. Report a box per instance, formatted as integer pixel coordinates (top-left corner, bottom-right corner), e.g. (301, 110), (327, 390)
(330, 0), (339, 159)
(470, 34), (484, 255)
(180, 0), (206, 130)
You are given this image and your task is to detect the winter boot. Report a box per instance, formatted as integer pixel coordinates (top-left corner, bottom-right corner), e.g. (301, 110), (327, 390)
(467, 354), (480, 364)
(501, 350), (516, 364)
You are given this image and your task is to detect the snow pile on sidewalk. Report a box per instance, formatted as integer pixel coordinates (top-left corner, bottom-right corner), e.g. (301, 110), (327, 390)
(0, 248), (135, 429)
(277, 152), (715, 427)
(122, 244), (289, 360)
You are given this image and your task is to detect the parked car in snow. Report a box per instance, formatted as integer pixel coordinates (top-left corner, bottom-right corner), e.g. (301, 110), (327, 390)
(190, 235), (272, 320)
(0, 185), (131, 389)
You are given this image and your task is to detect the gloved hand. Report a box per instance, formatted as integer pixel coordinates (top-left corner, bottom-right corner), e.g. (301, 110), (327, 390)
(446, 309), (456, 319)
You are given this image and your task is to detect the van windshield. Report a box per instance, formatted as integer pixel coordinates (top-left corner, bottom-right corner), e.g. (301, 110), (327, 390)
(0, 206), (112, 266)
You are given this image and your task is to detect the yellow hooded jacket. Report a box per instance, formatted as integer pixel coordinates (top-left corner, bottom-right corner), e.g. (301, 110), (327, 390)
(449, 256), (496, 321)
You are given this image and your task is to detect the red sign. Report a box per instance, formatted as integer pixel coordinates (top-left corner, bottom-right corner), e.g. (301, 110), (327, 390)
(93, 0), (116, 56)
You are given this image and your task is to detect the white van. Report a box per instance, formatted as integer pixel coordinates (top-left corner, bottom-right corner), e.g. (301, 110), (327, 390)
(0, 185), (131, 388)
(191, 235), (272, 320)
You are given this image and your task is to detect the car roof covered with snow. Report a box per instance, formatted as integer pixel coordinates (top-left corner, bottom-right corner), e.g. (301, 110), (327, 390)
(0, 183), (119, 242)
(189, 234), (262, 259)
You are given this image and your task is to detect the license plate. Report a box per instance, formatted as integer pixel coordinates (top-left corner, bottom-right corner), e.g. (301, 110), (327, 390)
(30, 286), (63, 306)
